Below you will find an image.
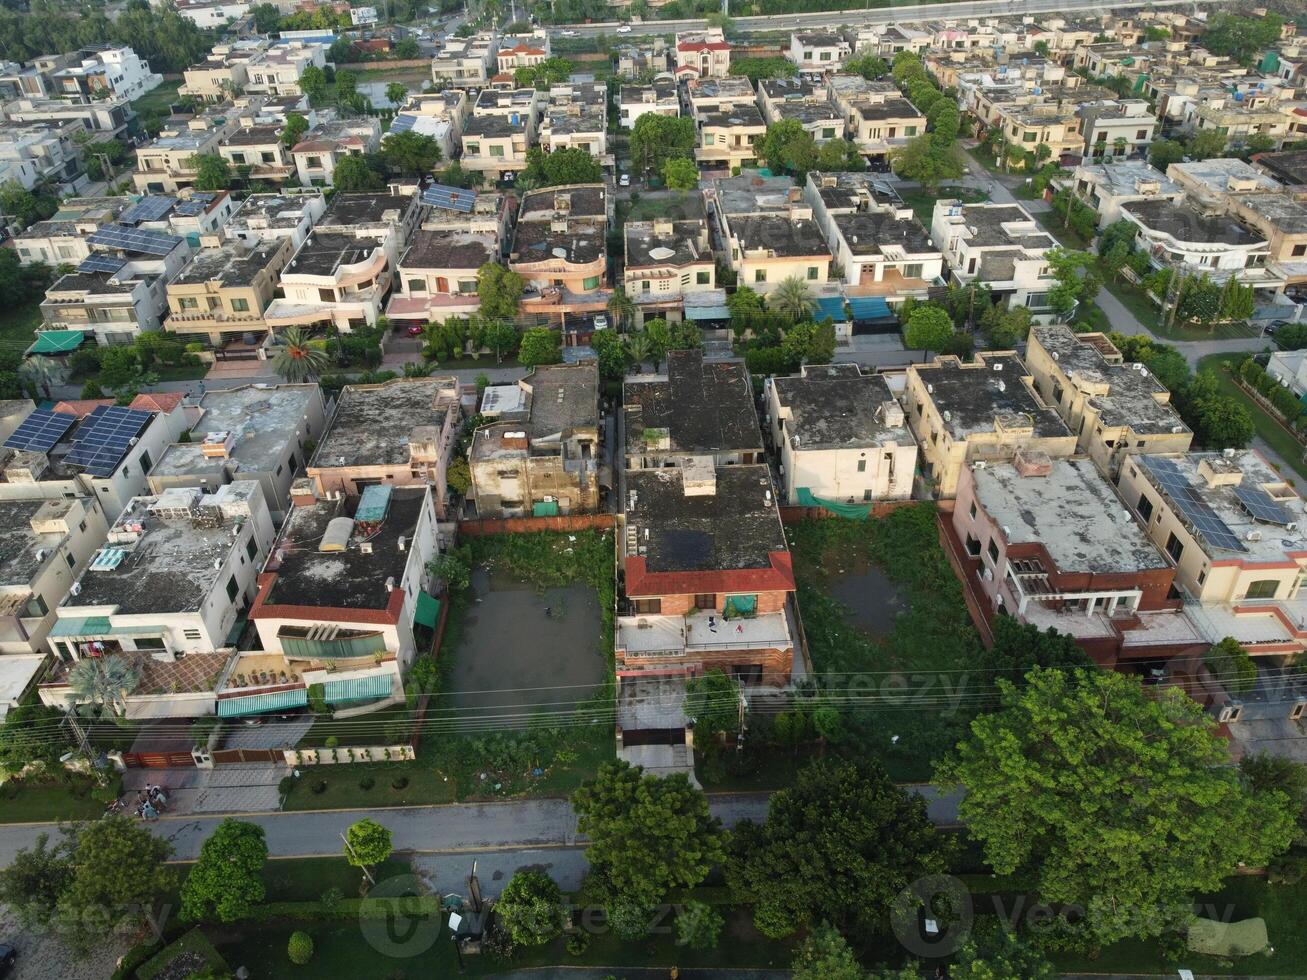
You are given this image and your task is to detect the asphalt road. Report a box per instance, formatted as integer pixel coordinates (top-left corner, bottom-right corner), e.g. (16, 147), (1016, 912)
(0, 785), (962, 866)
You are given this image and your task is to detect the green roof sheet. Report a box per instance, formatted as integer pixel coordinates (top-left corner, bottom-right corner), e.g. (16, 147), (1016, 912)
(414, 591), (440, 629)
(28, 329), (89, 354)
(355, 484), (393, 523)
(48, 617), (167, 639)
(217, 688), (307, 717)
(323, 673), (393, 703)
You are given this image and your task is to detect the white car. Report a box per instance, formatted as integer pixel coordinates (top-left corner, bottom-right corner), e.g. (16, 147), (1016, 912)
(616, 25), (632, 33)
(619, 173), (630, 187)
(593, 314), (609, 330)
(560, 29), (578, 37)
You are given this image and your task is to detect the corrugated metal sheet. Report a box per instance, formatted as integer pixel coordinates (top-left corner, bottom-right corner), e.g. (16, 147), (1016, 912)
(280, 631), (387, 660)
(323, 673), (393, 703)
(217, 688), (308, 717)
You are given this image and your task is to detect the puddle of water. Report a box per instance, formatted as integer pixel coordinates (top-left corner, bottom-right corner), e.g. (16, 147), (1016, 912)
(825, 563), (907, 638)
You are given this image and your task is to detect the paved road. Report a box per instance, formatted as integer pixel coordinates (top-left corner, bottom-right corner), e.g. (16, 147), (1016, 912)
(0, 785), (962, 866)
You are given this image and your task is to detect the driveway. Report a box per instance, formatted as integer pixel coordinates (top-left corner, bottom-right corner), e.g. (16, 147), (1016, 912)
(0, 904), (137, 980)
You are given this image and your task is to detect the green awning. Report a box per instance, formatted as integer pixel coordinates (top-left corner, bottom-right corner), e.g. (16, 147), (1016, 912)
(28, 329), (88, 354)
(217, 688), (307, 717)
(323, 673), (393, 703)
(48, 617), (166, 639)
(414, 592), (440, 629)
(797, 486), (872, 519)
(532, 500), (559, 517)
(724, 594), (757, 618)
(280, 630), (387, 660)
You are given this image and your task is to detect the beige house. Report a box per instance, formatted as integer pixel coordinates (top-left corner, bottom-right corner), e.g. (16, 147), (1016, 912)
(1078, 100), (1158, 159)
(162, 236), (294, 347)
(786, 31), (852, 72)
(623, 217), (716, 313)
(826, 79), (925, 159)
(133, 127), (228, 194)
(725, 214), (831, 292)
(290, 119), (382, 187)
(1024, 325), (1192, 477)
(694, 104), (766, 171)
(1224, 193), (1307, 284)
(469, 363), (601, 518)
(431, 32), (498, 85)
(905, 352), (1076, 497)
(619, 80), (679, 130)
(391, 228), (496, 324)
(766, 363), (916, 506)
(509, 184), (608, 296)
(675, 28), (731, 79)
(461, 114), (533, 179)
(265, 230), (390, 333)
(218, 125), (294, 184)
(756, 78), (845, 142)
(988, 99), (1084, 161)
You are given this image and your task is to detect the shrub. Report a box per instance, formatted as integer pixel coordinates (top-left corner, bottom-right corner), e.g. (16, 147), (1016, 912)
(324, 736), (339, 748)
(391, 776), (409, 790)
(287, 931), (314, 965)
(311, 780), (327, 795)
(565, 931), (590, 956)
(359, 776), (375, 790)
(319, 886), (344, 917)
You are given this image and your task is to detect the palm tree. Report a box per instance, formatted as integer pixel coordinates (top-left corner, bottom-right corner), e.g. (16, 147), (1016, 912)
(607, 287), (636, 333)
(19, 355), (59, 399)
(625, 331), (653, 373)
(769, 276), (816, 321)
(67, 654), (141, 718)
(271, 327), (331, 382)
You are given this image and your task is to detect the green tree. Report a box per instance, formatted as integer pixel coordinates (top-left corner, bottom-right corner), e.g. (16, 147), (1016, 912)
(662, 156), (699, 190)
(395, 37), (420, 59)
(67, 654), (140, 716)
(844, 54), (888, 80)
(1188, 128), (1229, 161)
(180, 819), (268, 923)
(271, 327), (331, 382)
(625, 329), (653, 371)
(522, 146), (602, 187)
(1204, 636), (1258, 695)
(953, 922), (1056, 980)
(281, 112), (310, 148)
(0, 833), (71, 928)
(477, 263), (525, 320)
(891, 134), (962, 191)
(928, 100), (961, 149)
(56, 816), (174, 953)
(572, 760), (726, 910)
(792, 923), (865, 980)
(287, 930), (314, 964)
(782, 319), (837, 366)
(590, 327), (632, 380)
(979, 303), (1032, 350)
(251, 2), (282, 31)
(1148, 138), (1186, 171)
(903, 304), (955, 352)
(684, 669), (740, 738)
(757, 119), (818, 178)
(629, 113), (696, 173)
(344, 818), (392, 884)
(332, 154), (383, 191)
(606, 285), (636, 332)
(728, 56), (797, 82)
(380, 131), (443, 176)
(675, 900), (724, 949)
(983, 614), (1094, 686)
(815, 139), (865, 173)
(1201, 11), (1285, 62)
(641, 317), (672, 371)
(936, 668), (1295, 945)
(385, 81), (409, 107)
(446, 456), (472, 496)
(0, 703), (70, 775)
(769, 274), (816, 320)
(1184, 372), (1255, 449)
(482, 320), (520, 362)
(191, 153), (234, 191)
(728, 759), (952, 939)
(495, 870), (565, 946)
(299, 64), (327, 104)
(518, 327), (562, 366)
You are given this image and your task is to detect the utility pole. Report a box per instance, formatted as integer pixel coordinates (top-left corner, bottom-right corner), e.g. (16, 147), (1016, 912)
(340, 831), (377, 886)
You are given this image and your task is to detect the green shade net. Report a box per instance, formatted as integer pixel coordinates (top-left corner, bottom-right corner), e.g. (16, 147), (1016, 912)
(796, 487), (872, 519)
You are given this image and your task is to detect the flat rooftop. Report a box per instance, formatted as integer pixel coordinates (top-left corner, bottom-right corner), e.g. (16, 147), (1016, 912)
(833, 211), (933, 256)
(63, 483), (261, 615)
(849, 97), (922, 121)
(624, 350), (762, 455)
(473, 363), (599, 460)
(1075, 160), (1181, 198)
(975, 457), (1167, 574)
(1123, 199), (1264, 247)
(518, 184), (606, 222)
(400, 228), (496, 271)
(0, 499), (70, 587)
(772, 364), (911, 450)
(1032, 325), (1188, 435)
(463, 114), (526, 138)
(1230, 192), (1307, 234)
(697, 105), (766, 130)
(314, 377), (455, 468)
(915, 353), (1071, 441)
(229, 192), (322, 231)
(262, 486), (427, 611)
(1255, 150), (1307, 187)
(172, 241), (282, 288)
(626, 464), (785, 574)
(163, 384), (321, 474)
(625, 219), (708, 269)
(283, 230), (384, 278)
(733, 215), (830, 259)
(711, 174), (801, 217)
(953, 203), (1055, 249)
(808, 171), (900, 212)
(320, 192), (413, 229)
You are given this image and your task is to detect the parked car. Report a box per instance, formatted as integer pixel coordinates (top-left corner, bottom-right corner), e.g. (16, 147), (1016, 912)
(593, 314), (609, 330)
(616, 25), (632, 33)
(0, 943), (18, 976)
(407, 324), (425, 337)
(561, 29), (578, 36)
(619, 173), (630, 187)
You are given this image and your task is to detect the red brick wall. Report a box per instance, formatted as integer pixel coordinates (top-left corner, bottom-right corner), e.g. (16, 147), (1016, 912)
(458, 513), (616, 536)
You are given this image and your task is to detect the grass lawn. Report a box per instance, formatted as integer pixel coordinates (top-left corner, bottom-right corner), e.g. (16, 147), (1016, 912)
(1032, 210), (1094, 251)
(0, 296), (44, 358)
(130, 80), (183, 119)
(1198, 352), (1307, 485)
(1101, 277), (1164, 333)
(260, 855), (412, 900)
(614, 192), (705, 228)
(900, 184), (987, 225)
(1148, 316), (1261, 342)
(424, 355), (521, 371)
(0, 776), (114, 823)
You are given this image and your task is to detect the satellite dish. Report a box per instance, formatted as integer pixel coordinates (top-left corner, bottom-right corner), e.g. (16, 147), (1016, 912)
(648, 246), (675, 260)
(551, 247), (567, 258)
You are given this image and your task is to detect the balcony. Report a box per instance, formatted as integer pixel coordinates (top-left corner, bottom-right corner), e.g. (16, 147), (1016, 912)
(616, 608), (795, 659)
(164, 309), (270, 336)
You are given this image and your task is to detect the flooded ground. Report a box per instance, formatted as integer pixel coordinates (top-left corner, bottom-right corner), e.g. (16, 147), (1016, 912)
(824, 562), (908, 638)
(443, 566), (607, 716)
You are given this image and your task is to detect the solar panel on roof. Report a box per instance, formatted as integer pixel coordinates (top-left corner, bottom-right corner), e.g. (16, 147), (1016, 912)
(87, 224), (182, 256)
(1138, 456), (1247, 553)
(119, 196), (176, 224)
(1234, 484), (1296, 526)
(172, 197), (209, 217)
(422, 182), (475, 213)
(77, 254), (127, 275)
(64, 405), (153, 477)
(3, 409), (76, 453)
(389, 113), (416, 134)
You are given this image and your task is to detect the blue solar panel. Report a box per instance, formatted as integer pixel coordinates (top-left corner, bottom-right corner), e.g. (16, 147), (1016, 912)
(173, 194), (215, 217)
(65, 405), (153, 477)
(1234, 484), (1295, 526)
(3, 409), (76, 453)
(422, 182), (475, 213)
(78, 254), (127, 275)
(389, 113), (416, 134)
(119, 196), (176, 224)
(1139, 455), (1246, 553)
(87, 224), (182, 256)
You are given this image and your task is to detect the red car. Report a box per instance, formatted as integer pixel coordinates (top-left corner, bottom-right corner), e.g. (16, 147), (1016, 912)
(406, 325), (424, 337)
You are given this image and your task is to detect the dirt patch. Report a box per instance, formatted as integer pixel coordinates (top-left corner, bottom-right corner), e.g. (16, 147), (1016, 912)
(824, 561), (909, 638)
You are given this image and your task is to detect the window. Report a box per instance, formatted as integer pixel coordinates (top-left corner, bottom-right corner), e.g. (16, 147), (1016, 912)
(696, 271), (710, 285)
(806, 266), (819, 280)
(24, 594), (48, 618)
(66, 552), (76, 568)
(138, 449), (152, 473)
(1136, 493), (1153, 521)
(583, 275), (601, 290)
(969, 500), (977, 519)
(1295, 244), (1307, 257)
(902, 263), (923, 279)
(226, 575), (239, 602)
(246, 537), (258, 561)
(135, 637), (166, 650)
(821, 128), (835, 139)
(464, 143), (479, 156)
(1023, 131), (1037, 142)
(857, 458), (866, 472)
(1165, 532), (1183, 562)
(754, 269), (767, 283)
(632, 598), (662, 614)
(904, 125), (917, 136)
(489, 145), (505, 157)
(1197, 569), (1207, 586)
(230, 298), (249, 312)
(694, 593), (715, 610)
(1246, 580), (1280, 599)
(863, 489), (872, 501)
(179, 297), (199, 310)
(987, 539), (1000, 563)
(1136, 129), (1148, 140)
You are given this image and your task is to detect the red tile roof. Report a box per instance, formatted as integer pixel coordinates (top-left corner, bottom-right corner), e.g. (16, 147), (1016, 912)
(678, 41), (731, 52)
(52, 399), (113, 418)
(623, 551), (796, 599)
(130, 392), (184, 413)
(248, 571), (406, 626)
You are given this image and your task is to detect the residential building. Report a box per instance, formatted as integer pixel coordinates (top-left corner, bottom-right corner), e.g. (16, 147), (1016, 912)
(431, 32), (498, 85)
(694, 103), (766, 172)
(162, 236), (295, 348)
(675, 28), (731, 80)
(623, 214), (716, 317)
(180, 39), (267, 101)
(13, 197), (128, 268)
(0, 497), (109, 655)
(723, 214), (831, 293)
(786, 31), (852, 73)
(175, 0), (251, 29)
(0, 121), (86, 194)
(1077, 99), (1159, 159)
(1168, 157), (1285, 210)
(1024, 325), (1192, 476)
(986, 99), (1085, 162)
(1119, 450), (1307, 654)
(616, 39), (672, 80)
(1254, 149), (1307, 188)
(39, 482), (275, 719)
(509, 184), (608, 299)
(1061, 161), (1185, 229)
(241, 42), (325, 97)
(685, 76), (756, 114)
(618, 80), (679, 131)
(931, 200), (1062, 319)
(950, 452), (1201, 664)
(765, 363), (916, 505)
(148, 383), (327, 521)
(1224, 193), (1307, 285)
(496, 30), (550, 74)
(133, 125), (230, 195)
(218, 125), (295, 184)
(825, 77), (925, 160)
(539, 82), (609, 163)
(461, 113), (533, 180)
(224, 190), (327, 250)
(48, 45), (161, 103)
(263, 230), (390, 333)
(470, 363), (601, 518)
(317, 188), (421, 254)
(905, 352), (1076, 497)
(391, 227), (496, 324)
(290, 118), (382, 187)
(853, 23), (932, 57)
(756, 78), (845, 142)
(308, 377), (461, 518)
(1192, 98), (1291, 150)
(2, 97), (134, 140)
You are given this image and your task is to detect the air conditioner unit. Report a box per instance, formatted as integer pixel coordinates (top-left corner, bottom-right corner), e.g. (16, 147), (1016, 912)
(974, 460), (987, 469)
(1218, 702), (1242, 723)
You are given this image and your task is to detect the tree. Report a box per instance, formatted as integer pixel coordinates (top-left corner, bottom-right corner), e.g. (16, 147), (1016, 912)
(625, 330), (653, 373)
(494, 870), (565, 946)
(482, 320), (519, 362)
(522, 146), (602, 187)
(395, 37), (420, 59)
(281, 112), (310, 148)
(815, 139), (865, 173)
(891, 134), (962, 191)
(684, 669), (740, 738)
(590, 327), (631, 380)
(477, 263), (525, 320)
(0, 833), (71, 928)
(629, 113), (696, 173)
(328, 37), (354, 65)
(606, 286), (636, 332)
(979, 303), (1032, 350)
(380, 131), (443, 176)
(1204, 636), (1258, 695)
(1182, 371), (1255, 449)
(769, 274), (816, 320)
(344, 818), (393, 883)
(1101, 240), (1131, 283)
(1188, 128), (1229, 161)
(728, 759), (951, 939)
(641, 317), (672, 371)
(728, 56), (798, 82)
(187, 153), (231, 191)
(385, 82), (409, 107)
(662, 156), (699, 190)
(792, 923), (865, 980)
(0, 702), (70, 775)
(271, 327), (331, 382)
(953, 922), (1056, 980)
(515, 56), (573, 88)
(57, 816), (174, 953)
(331, 154), (384, 191)
(0, 181), (58, 230)
(782, 319), (837, 367)
(1046, 247), (1100, 317)
(287, 931), (314, 965)
(67, 654), (140, 717)
(928, 100), (961, 149)
(844, 54), (888, 80)
(572, 760), (726, 909)
(1201, 12), (1284, 63)
(675, 900), (724, 949)
(758, 119), (818, 178)
(983, 614), (1093, 686)
(1241, 133), (1276, 159)
(727, 285), (764, 321)
(1148, 138), (1186, 171)
(299, 64), (327, 104)
(438, 162), (483, 189)
(936, 668), (1295, 945)
(903, 304), (955, 352)
(518, 327), (562, 366)
(181, 819), (268, 923)
(251, 2), (281, 31)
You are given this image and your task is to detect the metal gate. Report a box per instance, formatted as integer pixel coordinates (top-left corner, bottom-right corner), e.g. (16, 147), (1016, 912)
(621, 728), (686, 747)
(210, 748), (283, 765)
(122, 752), (196, 769)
